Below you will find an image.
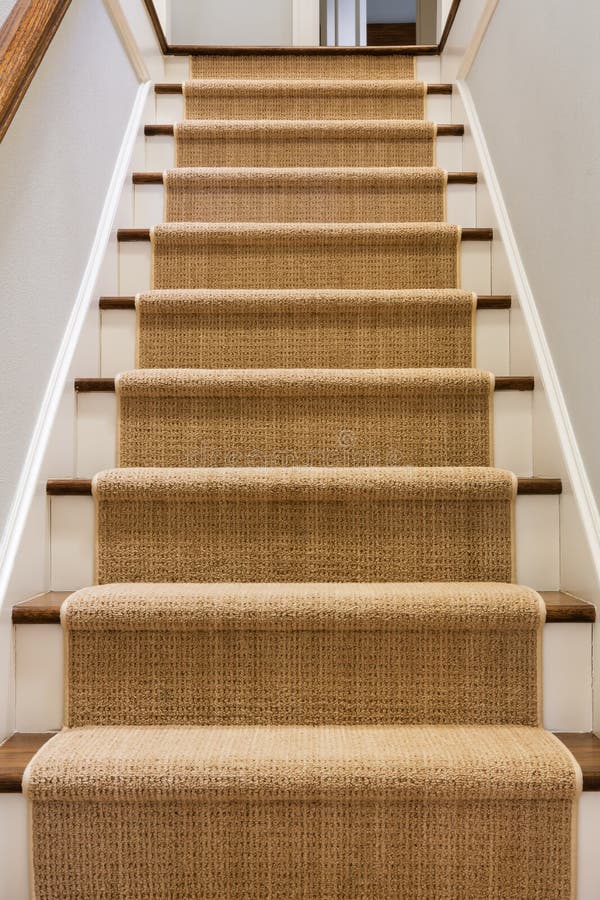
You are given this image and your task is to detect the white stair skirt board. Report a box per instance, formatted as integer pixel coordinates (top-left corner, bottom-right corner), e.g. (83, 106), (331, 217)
(99, 307), (510, 378)
(160, 56), (443, 84)
(48, 492), (559, 593)
(132, 181), (477, 229)
(75, 390), (533, 478)
(12, 616), (593, 735)
(145, 131), (464, 173)
(155, 93), (453, 126)
(3, 789), (598, 900)
(118, 239), (492, 297)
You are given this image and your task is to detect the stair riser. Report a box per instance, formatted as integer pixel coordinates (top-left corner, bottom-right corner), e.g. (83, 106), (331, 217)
(118, 240), (493, 296)
(47, 493), (559, 592)
(3, 791), (598, 900)
(145, 132), (464, 174)
(74, 390), (533, 477)
(99, 306), (510, 377)
(161, 56), (443, 84)
(133, 181), (477, 228)
(155, 92), (453, 127)
(12, 620), (592, 734)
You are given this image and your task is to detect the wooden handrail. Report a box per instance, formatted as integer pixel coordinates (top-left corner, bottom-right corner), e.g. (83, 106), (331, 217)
(0, 0), (72, 141)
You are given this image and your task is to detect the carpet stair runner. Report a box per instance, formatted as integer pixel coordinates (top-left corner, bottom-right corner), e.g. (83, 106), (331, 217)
(24, 50), (581, 899)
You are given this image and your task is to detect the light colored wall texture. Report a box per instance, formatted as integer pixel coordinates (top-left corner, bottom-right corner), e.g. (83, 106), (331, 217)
(467, 0), (600, 507)
(171, 0), (292, 45)
(0, 0), (138, 545)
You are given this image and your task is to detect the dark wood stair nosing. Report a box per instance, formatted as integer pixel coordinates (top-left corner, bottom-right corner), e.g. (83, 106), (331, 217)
(154, 82), (453, 95)
(166, 45), (440, 56)
(12, 590), (595, 626)
(2, 730), (600, 792)
(45, 477), (562, 496)
(132, 171), (478, 185)
(99, 294), (512, 311)
(116, 227), (493, 242)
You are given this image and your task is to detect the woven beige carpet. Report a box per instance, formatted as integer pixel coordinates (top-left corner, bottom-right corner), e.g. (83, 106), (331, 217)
(135, 289), (477, 369)
(164, 167), (447, 223)
(190, 52), (416, 80)
(183, 79), (426, 120)
(116, 368), (494, 468)
(26, 45), (580, 898)
(151, 223), (461, 290)
(25, 725), (580, 899)
(93, 467), (516, 583)
(62, 583), (543, 727)
(174, 121), (437, 168)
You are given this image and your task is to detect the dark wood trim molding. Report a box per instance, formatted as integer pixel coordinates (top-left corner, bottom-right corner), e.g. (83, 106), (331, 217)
(0, 0), (72, 142)
(166, 44), (439, 56)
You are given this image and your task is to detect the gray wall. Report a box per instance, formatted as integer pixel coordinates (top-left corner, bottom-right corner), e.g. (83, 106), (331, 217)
(467, 0), (600, 505)
(0, 0), (138, 543)
(171, 0), (293, 45)
(367, 0), (415, 23)
(0, 0), (13, 27)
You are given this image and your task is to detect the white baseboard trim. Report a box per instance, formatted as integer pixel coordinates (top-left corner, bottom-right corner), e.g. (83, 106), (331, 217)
(0, 81), (151, 608)
(457, 79), (600, 585)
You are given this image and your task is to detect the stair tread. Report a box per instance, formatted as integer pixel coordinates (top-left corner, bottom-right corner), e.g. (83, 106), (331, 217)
(99, 294), (512, 310)
(45, 476), (563, 496)
(117, 226), (493, 241)
(3, 729), (598, 793)
(144, 123), (466, 137)
(133, 170), (478, 185)
(154, 82), (453, 95)
(13, 590), (594, 625)
(74, 374), (534, 392)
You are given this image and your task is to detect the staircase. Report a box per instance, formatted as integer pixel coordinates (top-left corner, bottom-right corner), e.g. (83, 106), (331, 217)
(2, 48), (600, 898)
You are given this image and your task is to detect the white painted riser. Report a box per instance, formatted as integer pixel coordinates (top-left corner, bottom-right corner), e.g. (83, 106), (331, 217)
(161, 56), (445, 84)
(75, 390), (533, 477)
(48, 493), (559, 593)
(4, 789), (599, 900)
(145, 133), (465, 173)
(118, 240), (494, 297)
(13, 618), (592, 734)
(154, 93), (454, 128)
(133, 181), (477, 228)
(100, 306), (511, 377)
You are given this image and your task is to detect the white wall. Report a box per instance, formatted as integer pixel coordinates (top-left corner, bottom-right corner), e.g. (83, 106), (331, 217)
(367, 0), (415, 23)
(0, 0), (137, 543)
(466, 0), (600, 510)
(171, 0), (293, 45)
(0, 0), (13, 27)
(0, 0), (155, 738)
